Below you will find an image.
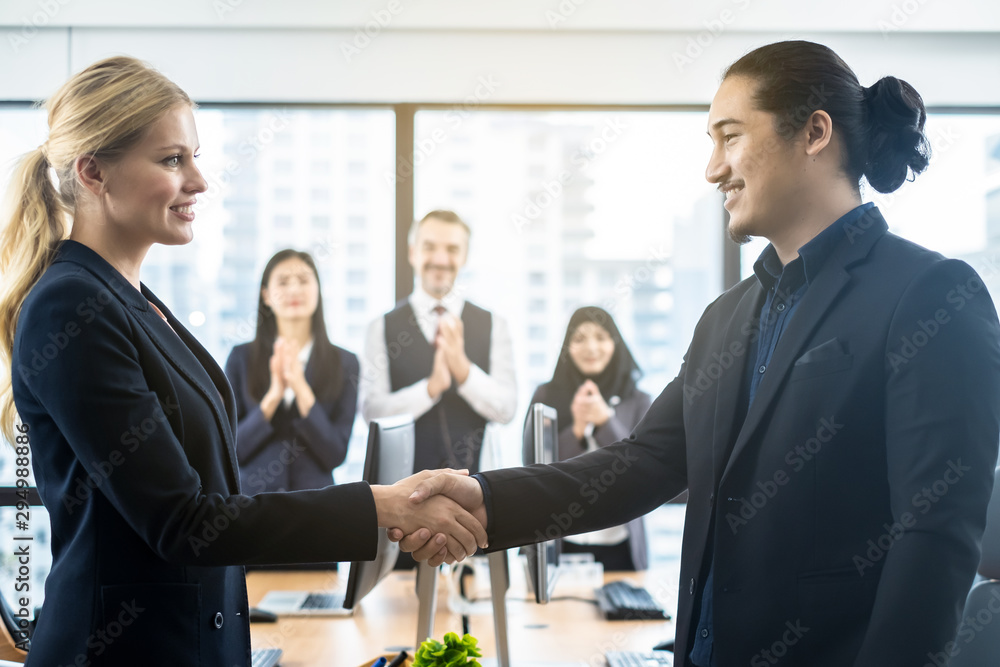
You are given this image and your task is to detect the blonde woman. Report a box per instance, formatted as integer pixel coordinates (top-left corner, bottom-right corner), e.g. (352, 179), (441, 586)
(0, 57), (483, 665)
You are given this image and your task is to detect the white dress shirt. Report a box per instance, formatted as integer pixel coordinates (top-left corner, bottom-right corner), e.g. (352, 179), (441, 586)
(360, 287), (517, 427)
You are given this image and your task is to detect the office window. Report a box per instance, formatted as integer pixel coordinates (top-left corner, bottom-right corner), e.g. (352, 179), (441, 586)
(415, 110), (724, 471)
(310, 215), (330, 229)
(348, 215), (367, 230)
(529, 298), (547, 313)
(346, 298), (366, 312)
(740, 113), (1000, 298)
(274, 187), (293, 202)
(347, 270), (366, 285)
(274, 215), (293, 228)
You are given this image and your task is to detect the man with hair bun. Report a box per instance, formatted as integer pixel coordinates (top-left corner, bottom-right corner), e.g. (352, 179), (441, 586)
(399, 40), (1000, 667)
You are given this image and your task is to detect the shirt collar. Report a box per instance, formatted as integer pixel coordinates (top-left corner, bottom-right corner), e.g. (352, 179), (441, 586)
(409, 286), (465, 318)
(753, 202), (875, 290)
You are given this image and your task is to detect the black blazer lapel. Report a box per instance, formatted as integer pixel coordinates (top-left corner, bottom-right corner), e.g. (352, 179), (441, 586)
(137, 288), (242, 494)
(721, 208), (889, 484)
(711, 283), (765, 483)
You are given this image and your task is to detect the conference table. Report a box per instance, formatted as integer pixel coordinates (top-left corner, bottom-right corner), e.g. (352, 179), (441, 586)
(246, 555), (678, 666)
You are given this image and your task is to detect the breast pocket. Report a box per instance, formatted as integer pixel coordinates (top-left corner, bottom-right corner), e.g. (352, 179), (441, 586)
(791, 338), (853, 382)
(98, 583), (201, 663)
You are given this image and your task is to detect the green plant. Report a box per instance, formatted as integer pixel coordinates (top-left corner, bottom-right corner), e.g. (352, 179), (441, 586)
(413, 632), (483, 667)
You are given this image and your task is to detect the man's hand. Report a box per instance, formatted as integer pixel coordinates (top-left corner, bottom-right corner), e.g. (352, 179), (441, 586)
(437, 315), (471, 385)
(371, 469), (486, 565)
(427, 346), (452, 399)
(387, 472), (487, 565)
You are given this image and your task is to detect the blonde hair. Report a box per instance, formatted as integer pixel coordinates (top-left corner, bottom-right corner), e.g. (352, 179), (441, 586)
(0, 56), (192, 445)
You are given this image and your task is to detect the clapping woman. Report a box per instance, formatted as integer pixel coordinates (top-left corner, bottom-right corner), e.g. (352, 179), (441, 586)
(525, 306), (652, 570)
(225, 250), (358, 494)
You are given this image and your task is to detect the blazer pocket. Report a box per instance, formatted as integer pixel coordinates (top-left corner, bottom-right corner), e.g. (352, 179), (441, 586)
(99, 582), (201, 662)
(790, 354), (853, 382)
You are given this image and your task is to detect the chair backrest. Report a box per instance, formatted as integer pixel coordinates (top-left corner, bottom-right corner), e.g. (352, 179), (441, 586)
(979, 467), (1000, 579)
(0, 591), (27, 663)
(948, 580), (1000, 667)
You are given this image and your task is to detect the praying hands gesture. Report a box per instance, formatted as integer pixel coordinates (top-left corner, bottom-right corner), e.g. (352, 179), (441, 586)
(385, 471), (487, 566)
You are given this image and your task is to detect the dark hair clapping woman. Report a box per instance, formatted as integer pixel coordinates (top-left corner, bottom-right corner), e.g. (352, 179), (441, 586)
(225, 249), (358, 494)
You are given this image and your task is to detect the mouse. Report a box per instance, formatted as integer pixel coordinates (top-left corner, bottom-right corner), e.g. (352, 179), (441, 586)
(248, 607), (278, 623)
(652, 639), (674, 652)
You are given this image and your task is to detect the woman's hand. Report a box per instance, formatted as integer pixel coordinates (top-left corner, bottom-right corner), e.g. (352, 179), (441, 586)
(260, 340), (287, 420)
(279, 338), (315, 416)
(571, 380), (611, 439)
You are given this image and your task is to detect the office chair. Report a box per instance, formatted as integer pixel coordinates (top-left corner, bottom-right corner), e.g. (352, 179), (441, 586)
(948, 466), (1000, 667)
(0, 590), (28, 663)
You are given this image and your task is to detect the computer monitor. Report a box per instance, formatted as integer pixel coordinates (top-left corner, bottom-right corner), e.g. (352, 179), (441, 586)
(342, 414), (416, 609)
(523, 403), (561, 604)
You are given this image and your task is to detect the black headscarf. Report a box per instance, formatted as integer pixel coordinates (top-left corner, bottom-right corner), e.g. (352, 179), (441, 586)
(544, 306), (642, 430)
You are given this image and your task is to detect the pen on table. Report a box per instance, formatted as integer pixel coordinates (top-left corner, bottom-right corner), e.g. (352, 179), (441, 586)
(371, 657), (388, 667)
(387, 651), (408, 667)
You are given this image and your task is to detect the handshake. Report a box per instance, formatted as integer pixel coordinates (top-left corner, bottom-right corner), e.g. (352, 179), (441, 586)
(370, 469), (488, 567)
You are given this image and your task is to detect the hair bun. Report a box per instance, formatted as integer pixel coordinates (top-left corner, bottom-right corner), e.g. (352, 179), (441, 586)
(863, 76), (931, 193)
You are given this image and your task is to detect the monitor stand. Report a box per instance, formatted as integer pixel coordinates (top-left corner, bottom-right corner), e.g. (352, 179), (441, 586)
(416, 553), (579, 667)
(414, 552), (511, 666)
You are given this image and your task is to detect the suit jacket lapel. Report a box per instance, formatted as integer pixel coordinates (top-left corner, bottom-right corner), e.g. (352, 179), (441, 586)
(137, 288), (242, 494)
(711, 283), (765, 482)
(720, 208), (889, 485)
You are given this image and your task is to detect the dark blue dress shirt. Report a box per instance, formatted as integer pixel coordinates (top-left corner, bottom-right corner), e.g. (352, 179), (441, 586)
(689, 203), (874, 667)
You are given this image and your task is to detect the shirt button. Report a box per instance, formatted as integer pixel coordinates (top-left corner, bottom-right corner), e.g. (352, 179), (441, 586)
(701, 629), (710, 638)
(758, 365), (766, 374)
(689, 578), (696, 594)
(213, 612), (224, 629)
(776, 303), (786, 312)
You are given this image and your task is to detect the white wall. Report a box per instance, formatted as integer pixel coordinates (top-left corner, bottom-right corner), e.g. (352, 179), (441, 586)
(1, 0), (999, 105)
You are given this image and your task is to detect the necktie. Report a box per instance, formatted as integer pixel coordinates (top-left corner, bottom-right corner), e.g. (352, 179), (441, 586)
(432, 304), (446, 347)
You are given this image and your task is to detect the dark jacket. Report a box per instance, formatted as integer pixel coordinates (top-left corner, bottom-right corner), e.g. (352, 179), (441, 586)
(225, 342), (358, 493)
(480, 208), (1000, 666)
(13, 241), (377, 666)
(524, 382), (652, 570)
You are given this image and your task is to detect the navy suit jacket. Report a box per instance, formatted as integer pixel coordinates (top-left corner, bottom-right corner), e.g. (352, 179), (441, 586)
(225, 342), (358, 493)
(12, 241), (377, 666)
(480, 208), (1000, 666)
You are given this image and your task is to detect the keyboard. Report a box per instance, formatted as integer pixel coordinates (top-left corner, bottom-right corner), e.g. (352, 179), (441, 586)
(251, 647), (283, 667)
(605, 650), (673, 667)
(301, 592), (339, 610)
(595, 580), (670, 621)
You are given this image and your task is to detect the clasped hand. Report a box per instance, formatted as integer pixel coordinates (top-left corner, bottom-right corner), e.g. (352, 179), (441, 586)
(375, 470), (487, 566)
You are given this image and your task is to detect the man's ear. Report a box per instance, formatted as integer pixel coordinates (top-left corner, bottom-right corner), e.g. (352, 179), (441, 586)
(75, 154), (110, 197)
(804, 110), (834, 157)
